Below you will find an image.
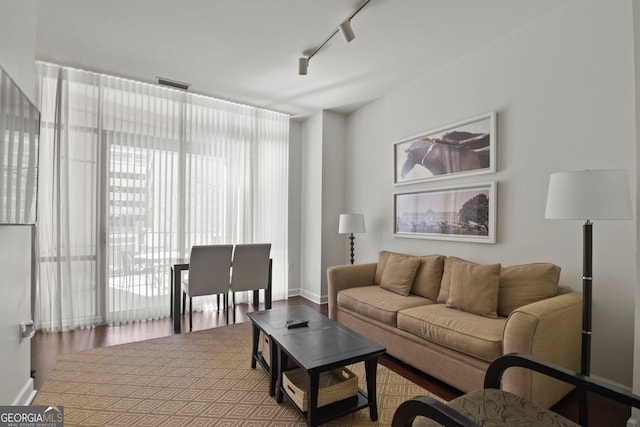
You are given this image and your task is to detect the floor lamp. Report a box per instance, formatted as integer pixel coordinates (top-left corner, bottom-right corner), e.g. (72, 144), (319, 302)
(545, 169), (632, 426)
(338, 213), (366, 264)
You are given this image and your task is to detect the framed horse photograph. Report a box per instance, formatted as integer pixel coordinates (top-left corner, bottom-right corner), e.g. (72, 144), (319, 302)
(393, 182), (497, 243)
(393, 112), (496, 184)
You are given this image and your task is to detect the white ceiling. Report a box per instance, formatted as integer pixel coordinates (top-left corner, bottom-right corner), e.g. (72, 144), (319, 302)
(36, 0), (571, 119)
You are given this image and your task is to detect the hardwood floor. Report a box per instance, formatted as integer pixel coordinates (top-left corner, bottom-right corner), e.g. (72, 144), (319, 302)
(31, 296), (630, 425)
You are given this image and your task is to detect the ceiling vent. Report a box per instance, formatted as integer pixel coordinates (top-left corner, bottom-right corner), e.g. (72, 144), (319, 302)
(156, 77), (190, 91)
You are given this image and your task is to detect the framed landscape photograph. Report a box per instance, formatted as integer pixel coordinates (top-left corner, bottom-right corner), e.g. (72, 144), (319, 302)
(393, 112), (496, 185)
(394, 182), (497, 243)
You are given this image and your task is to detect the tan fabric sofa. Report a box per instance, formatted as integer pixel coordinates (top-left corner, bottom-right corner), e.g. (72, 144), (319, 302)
(327, 250), (582, 408)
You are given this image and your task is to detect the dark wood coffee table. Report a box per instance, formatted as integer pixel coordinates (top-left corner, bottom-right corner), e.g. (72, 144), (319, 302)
(267, 307), (386, 427)
(247, 306), (328, 396)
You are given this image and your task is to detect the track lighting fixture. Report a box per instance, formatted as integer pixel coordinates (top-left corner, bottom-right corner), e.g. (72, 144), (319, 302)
(298, 57), (309, 75)
(338, 20), (355, 43)
(298, 0), (371, 75)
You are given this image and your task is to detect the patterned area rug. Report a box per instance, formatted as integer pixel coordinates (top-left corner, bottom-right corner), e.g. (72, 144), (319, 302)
(34, 321), (441, 426)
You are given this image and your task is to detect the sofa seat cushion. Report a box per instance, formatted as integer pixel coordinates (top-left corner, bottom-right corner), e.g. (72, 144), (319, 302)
(397, 304), (506, 362)
(337, 286), (434, 327)
(412, 389), (578, 427)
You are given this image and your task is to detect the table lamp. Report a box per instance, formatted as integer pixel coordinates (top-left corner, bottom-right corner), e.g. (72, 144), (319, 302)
(339, 213), (366, 264)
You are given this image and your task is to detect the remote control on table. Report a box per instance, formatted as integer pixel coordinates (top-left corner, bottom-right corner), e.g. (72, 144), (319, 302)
(285, 319), (309, 329)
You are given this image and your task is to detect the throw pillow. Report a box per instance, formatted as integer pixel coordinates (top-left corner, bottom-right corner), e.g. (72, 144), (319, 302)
(374, 250), (394, 284)
(446, 259), (501, 318)
(437, 256), (471, 303)
(498, 263), (561, 316)
(379, 253), (421, 296)
(411, 255), (445, 301)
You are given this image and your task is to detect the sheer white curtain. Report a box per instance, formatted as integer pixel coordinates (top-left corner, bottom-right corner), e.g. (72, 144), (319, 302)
(184, 95), (289, 310)
(36, 65), (105, 330)
(35, 62), (289, 331)
(101, 76), (185, 324)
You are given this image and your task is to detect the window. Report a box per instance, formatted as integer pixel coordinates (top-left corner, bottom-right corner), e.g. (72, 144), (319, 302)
(35, 63), (289, 331)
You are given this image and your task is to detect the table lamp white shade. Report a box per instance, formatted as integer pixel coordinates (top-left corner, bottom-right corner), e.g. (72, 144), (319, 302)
(545, 169), (632, 220)
(338, 213), (366, 234)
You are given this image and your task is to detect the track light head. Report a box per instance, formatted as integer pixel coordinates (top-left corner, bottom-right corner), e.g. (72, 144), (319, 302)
(338, 19), (355, 43)
(298, 57), (309, 75)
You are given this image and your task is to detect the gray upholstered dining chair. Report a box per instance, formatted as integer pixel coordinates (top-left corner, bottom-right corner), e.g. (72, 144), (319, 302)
(182, 244), (233, 331)
(229, 243), (272, 323)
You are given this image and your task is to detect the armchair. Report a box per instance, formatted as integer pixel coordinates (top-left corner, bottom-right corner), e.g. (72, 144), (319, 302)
(392, 354), (640, 427)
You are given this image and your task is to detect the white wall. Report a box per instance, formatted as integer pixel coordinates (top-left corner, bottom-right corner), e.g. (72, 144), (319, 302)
(0, 0), (37, 103)
(343, 0), (636, 387)
(320, 111), (347, 297)
(300, 112), (324, 301)
(0, 0), (38, 405)
(288, 120), (302, 296)
(632, 0), (640, 424)
(299, 111), (347, 303)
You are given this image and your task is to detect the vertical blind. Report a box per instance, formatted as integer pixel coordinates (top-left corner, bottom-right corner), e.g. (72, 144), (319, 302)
(35, 62), (289, 331)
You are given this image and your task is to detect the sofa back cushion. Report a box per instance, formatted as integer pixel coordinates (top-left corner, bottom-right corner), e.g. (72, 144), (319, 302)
(379, 253), (421, 296)
(498, 263), (560, 316)
(374, 250), (394, 284)
(411, 255), (445, 301)
(437, 256), (471, 303)
(375, 251), (445, 300)
(446, 259), (501, 318)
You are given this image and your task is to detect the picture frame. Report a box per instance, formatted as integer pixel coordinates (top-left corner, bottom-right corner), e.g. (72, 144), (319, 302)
(394, 182), (497, 243)
(393, 112), (496, 185)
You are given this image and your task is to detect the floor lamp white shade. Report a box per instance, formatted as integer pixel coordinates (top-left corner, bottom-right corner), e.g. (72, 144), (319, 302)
(338, 213), (366, 234)
(545, 169), (632, 220)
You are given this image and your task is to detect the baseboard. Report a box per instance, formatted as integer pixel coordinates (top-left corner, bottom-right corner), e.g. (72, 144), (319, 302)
(297, 289), (328, 305)
(287, 289), (328, 305)
(287, 288), (301, 298)
(628, 408), (640, 427)
(298, 289), (320, 304)
(12, 378), (36, 406)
